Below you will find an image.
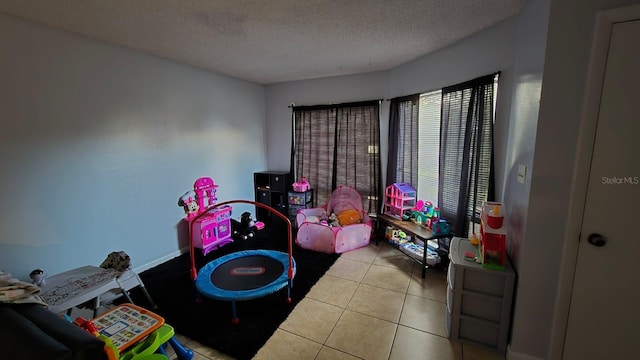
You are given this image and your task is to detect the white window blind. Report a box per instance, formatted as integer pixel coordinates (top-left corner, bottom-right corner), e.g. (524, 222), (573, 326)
(417, 90), (441, 205)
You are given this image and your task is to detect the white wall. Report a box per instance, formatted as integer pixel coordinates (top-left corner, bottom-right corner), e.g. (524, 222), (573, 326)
(501, 0), (550, 358)
(524, 0), (640, 359)
(0, 15), (266, 279)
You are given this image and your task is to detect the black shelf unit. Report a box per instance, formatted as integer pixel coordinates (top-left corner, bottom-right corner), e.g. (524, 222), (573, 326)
(254, 171), (292, 222)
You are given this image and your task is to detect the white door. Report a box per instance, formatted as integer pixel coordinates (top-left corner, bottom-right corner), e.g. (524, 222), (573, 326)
(563, 17), (640, 359)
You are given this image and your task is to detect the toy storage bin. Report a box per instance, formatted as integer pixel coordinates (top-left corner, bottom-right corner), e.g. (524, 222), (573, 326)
(288, 190), (313, 205)
(446, 237), (516, 354)
(288, 204), (306, 216)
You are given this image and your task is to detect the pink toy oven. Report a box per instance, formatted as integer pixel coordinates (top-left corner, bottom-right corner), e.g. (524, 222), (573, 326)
(192, 205), (233, 255)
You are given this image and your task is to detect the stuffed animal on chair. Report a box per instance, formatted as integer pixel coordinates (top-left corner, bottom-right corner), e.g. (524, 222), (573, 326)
(328, 213), (340, 227)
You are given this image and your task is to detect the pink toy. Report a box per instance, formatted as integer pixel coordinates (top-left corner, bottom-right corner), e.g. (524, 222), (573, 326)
(193, 177), (218, 212)
(292, 177), (310, 192)
(383, 182), (417, 219)
(295, 185), (372, 254)
(178, 177), (235, 255)
(178, 190), (199, 220)
(192, 205), (233, 255)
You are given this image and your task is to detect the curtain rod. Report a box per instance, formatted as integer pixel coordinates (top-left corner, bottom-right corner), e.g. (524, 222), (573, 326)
(288, 99), (383, 108)
(384, 71), (502, 102)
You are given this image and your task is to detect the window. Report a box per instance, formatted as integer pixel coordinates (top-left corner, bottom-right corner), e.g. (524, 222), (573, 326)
(416, 90), (441, 205)
(291, 101), (381, 214)
(388, 73), (499, 237)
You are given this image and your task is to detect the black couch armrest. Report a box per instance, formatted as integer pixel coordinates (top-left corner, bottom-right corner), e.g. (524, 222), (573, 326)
(0, 304), (106, 360)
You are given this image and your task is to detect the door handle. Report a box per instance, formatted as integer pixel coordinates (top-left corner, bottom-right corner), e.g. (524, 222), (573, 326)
(587, 233), (606, 247)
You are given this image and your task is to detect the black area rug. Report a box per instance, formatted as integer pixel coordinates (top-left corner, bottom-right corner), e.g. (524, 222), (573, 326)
(128, 221), (339, 360)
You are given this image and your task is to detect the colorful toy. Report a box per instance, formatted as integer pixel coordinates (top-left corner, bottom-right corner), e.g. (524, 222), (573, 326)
(397, 230), (408, 244)
(479, 201), (507, 270)
(424, 201), (434, 218)
(430, 206), (441, 229)
(178, 191), (199, 219)
(399, 242), (441, 266)
(383, 183), (417, 219)
(412, 211), (430, 226)
(432, 219), (450, 235)
(292, 176), (311, 192)
(414, 200), (425, 212)
(385, 226), (398, 244)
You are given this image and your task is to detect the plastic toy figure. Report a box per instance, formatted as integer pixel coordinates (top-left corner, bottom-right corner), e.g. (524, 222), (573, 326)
(233, 212), (264, 240)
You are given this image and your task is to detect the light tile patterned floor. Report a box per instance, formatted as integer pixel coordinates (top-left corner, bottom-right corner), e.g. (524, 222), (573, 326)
(95, 241), (508, 360)
(174, 241), (506, 360)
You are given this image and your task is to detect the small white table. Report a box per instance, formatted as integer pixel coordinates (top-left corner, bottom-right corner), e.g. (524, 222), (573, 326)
(40, 265), (122, 317)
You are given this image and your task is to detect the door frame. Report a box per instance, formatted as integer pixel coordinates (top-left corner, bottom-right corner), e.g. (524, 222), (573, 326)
(549, 4), (640, 359)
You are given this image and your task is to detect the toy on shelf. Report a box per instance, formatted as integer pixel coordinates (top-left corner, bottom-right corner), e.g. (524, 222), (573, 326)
(424, 201), (434, 218)
(406, 199), (445, 231)
(479, 201), (507, 270)
(432, 219), (450, 235)
(292, 176), (311, 192)
(383, 182), (417, 219)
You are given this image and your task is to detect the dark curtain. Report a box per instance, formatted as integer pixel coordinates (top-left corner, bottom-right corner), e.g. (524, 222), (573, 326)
(439, 73), (497, 237)
(291, 101), (381, 214)
(386, 94), (420, 187)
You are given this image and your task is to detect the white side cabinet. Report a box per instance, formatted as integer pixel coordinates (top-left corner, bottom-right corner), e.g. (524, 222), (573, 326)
(446, 237), (516, 354)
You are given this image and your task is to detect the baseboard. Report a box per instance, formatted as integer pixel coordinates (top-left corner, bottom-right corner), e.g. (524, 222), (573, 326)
(507, 345), (545, 360)
(132, 248), (184, 274)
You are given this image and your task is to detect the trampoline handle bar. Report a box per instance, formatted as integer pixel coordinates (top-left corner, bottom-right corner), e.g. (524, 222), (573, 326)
(188, 199), (294, 282)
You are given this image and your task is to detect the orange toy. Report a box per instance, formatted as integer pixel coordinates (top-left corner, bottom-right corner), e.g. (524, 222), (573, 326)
(337, 209), (361, 226)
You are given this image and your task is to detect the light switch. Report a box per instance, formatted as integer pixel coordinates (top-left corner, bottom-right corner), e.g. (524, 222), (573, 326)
(517, 164), (526, 184)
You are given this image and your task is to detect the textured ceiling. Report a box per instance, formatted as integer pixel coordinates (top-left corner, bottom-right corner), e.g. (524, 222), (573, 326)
(0, 0), (526, 84)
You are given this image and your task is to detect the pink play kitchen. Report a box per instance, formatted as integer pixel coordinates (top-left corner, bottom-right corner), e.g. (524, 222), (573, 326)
(178, 177), (233, 256)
